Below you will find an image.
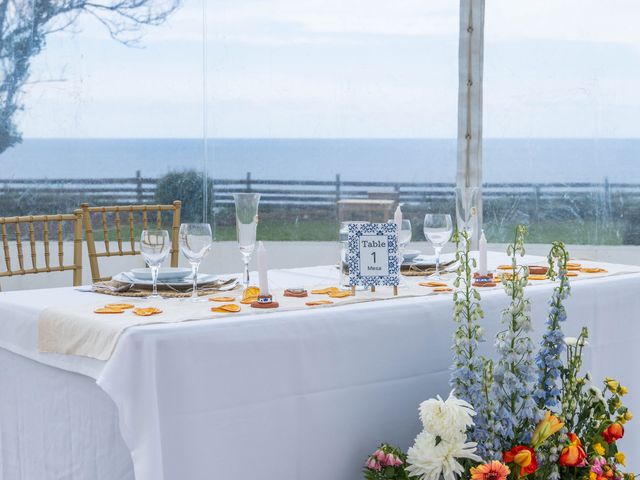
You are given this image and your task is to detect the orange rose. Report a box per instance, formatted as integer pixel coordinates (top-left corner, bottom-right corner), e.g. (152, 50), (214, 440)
(503, 445), (538, 477)
(559, 433), (587, 467)
(602, 423), (624, 444)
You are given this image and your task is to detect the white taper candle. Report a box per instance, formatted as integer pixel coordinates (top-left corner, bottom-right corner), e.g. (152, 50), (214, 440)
(479, 230), (488, 275)
(257, 241), (269, 296)
(394, 205), (402, 229)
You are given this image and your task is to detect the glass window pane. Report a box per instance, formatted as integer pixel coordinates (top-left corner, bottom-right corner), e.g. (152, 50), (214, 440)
(205, 0), (460, 269)
(484, 1), (640, 262)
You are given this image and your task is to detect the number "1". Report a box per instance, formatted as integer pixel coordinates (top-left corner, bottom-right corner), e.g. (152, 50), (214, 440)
(371, 252), (377, 263)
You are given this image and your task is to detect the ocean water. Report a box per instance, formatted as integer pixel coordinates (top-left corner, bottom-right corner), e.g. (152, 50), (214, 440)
(1, 138), (640, 183)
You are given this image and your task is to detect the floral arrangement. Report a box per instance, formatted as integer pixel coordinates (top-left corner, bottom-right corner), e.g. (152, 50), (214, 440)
(364, 226), (635, 480)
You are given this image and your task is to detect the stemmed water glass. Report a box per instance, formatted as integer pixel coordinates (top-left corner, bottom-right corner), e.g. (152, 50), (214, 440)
(179, 223), (213, 302)
(423, 214), (453, 279)
(233, 193), (260, 291)
(140, 229), (171, 300)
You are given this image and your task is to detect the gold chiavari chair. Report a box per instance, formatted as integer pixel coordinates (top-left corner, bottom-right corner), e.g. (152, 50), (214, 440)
(79, 201), (181, 283)
(0, 213), (83, 290)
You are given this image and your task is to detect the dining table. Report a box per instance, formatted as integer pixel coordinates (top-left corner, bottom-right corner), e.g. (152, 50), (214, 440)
(1, 252), (639, 480)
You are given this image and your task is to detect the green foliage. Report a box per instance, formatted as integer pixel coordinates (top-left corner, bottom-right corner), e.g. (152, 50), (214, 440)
(155, 170), (213, 223)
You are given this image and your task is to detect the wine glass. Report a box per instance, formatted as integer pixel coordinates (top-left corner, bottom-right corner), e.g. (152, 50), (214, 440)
(233, 193), (260, 291)
(423, 214), (453, 279)
(140, 229), (171, 300)
(179, 223), (213, 302)
(455, 187), (480, 242)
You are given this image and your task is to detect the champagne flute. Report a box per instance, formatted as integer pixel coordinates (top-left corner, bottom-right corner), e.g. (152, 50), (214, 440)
(140, 229), (171, 300)
(233, 193), (260, 291)
(455, 187), (480, 241)
(179, 223), (213, 302)
(423, 214), (453, 279)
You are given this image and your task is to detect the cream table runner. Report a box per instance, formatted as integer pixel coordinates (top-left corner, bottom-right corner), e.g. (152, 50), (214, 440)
(37, 254), (640, 360)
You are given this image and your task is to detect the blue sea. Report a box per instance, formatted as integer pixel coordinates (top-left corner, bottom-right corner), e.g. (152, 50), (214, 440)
(1, 138), (640, 183)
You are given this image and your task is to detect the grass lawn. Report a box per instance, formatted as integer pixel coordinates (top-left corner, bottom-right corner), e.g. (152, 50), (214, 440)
(92, 218), (625, 245)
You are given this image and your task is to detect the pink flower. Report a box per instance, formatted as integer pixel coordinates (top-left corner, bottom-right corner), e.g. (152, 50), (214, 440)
(384, 453), (397, 466)
(375, 449), (386, 462)
(591, 457), (607, 476)
(366, 458), (381, 471)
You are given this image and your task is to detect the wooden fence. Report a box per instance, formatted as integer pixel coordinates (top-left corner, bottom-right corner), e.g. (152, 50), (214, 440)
(0, 171), (629, 207)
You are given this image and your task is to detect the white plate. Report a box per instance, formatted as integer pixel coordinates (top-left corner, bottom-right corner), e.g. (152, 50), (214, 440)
(402, 249), (421, 262)
(129, 267), (192, 281)
(114, 272), (218, 287)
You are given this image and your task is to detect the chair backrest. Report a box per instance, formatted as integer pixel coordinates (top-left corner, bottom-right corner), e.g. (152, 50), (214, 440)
(79, 201), (181, 283)
(0, 213), (83, 288)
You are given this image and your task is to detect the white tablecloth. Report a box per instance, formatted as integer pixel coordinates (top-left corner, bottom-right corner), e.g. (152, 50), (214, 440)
(1, 253), (640, 479)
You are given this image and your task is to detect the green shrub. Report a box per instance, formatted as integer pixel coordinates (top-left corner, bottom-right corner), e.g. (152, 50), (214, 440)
(155, 170), (213, 223)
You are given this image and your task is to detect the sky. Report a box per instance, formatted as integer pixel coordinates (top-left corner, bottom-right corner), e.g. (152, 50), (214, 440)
(16, 0), (640, 139)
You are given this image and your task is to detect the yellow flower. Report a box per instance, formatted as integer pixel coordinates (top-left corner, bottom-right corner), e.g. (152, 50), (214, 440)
(593, 443), (606, 456)
(625, 411), (633, 421)
(615, 451), (626, 466)
(590, 473), (597, 480)
(532, 411), (564, 448)
(620, 385), (629, 396)
(607, 379), (620, 391)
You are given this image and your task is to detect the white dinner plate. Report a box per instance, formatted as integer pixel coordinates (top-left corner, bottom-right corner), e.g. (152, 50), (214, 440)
(402, 249), (421, 262)
(114, 272), (218, 287)
(129, 267), (192, 281)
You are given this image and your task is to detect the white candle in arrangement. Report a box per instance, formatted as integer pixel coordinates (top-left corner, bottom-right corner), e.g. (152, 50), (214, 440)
(394, 205), (402, 229)
(478, 230), (488, 275)
(257, 241), (270, 296)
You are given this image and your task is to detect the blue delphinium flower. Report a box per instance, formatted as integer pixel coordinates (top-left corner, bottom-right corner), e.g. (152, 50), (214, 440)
(491, 225), (540, 448)
(534, 242), (571, 410)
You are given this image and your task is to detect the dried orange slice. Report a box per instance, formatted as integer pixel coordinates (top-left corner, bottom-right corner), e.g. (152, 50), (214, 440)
(566, 265), (581, 271)
(567, 271), (578, 277)
(209, 296), (236, 302)
(311, 287), (340, 295)
(132, 307), (162, 317)
(94, 307), (125, 314)
(567, 262), (582, 267)
(497, 265), (513, 270)
(306, 300), (334, 306)
(211, 304), (241, 313)
(528, 274), (548, 281)
(419, 281), (448, 287)
(580, 267), (607, 273)
(433, 286), (452, 292)
(104, 303), (135, 310)
(240, 296), (258, 305)
(328, 290), (353, 298)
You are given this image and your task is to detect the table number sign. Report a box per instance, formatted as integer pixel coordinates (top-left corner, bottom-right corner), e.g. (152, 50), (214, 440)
(347, 222), (400, 294)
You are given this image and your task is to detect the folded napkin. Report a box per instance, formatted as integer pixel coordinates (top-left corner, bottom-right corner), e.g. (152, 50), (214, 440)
(92, 277), (238, 298)
(401, 259), (457, 276)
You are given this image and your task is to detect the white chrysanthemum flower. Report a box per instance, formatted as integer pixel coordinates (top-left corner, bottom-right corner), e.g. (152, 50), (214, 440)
(406, 430), (481, 480)
(418, 391), (476, 441)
